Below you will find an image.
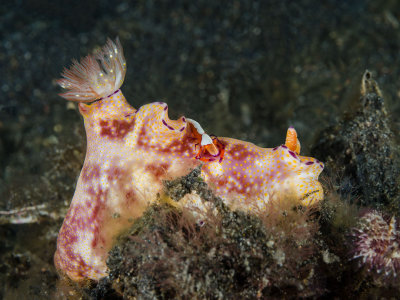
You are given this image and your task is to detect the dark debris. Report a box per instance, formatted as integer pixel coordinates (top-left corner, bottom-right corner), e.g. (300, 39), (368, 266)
(312, 71), (400, 216)
(87, 168), (325, 299)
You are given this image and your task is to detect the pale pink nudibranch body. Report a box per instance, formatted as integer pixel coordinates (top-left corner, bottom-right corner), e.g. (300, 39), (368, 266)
(54, 38), (324, 282)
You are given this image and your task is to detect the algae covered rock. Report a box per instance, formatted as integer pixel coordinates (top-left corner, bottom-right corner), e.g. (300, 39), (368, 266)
(93, 167), (324, 299)
(312, 71), (400, 216)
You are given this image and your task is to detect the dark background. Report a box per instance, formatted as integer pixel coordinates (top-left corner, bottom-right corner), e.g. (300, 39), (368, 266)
(1, 0), (400, 298)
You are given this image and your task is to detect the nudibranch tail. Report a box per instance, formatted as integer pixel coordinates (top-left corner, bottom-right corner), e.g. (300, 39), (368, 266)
(57, 38), (126, 102)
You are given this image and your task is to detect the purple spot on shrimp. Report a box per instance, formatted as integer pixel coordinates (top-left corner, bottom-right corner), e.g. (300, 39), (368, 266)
(305, 161), (314, 165)
(212, 150), (221, 157)
(281, 145), (288, 149)
(179, 126), (185, 132)
(288, 150), (297, 159)
(272, 147), (278, 151)
(164, 105), (168, 111)
(182, 117), (186, 122)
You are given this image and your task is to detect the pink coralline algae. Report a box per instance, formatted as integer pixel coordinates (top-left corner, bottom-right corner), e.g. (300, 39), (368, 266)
(54, 38), (324, 282)
(351, 210), (400, 282)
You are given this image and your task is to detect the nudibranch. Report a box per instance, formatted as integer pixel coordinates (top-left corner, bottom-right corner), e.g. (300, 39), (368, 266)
(55, 38), (324, 282)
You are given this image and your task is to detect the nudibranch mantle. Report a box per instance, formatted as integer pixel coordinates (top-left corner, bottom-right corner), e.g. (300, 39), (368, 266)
(55, 38), (324, 282)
